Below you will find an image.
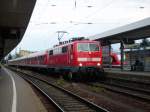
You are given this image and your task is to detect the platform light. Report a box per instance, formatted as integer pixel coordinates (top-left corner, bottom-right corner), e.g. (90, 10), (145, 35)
(51, 4), (56, 7)
(139, 6), (144, 9)
(87, 22), (93, 24)
(87, 5), (93, 8)
(50, 22), (56, 24)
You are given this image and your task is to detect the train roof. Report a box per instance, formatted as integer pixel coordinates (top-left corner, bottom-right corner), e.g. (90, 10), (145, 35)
(27, 50), (46, 58)
(9, 40), (99, 62)
(47, 40), (99, 51)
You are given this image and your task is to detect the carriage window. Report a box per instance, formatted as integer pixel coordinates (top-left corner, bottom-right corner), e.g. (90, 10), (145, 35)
(49, 50), (53, 55)
(62, 46), (68, 53)
(40, 56), (43, 61)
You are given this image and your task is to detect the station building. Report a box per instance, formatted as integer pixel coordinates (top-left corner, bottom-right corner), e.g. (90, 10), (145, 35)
(19, 50), (35, 57)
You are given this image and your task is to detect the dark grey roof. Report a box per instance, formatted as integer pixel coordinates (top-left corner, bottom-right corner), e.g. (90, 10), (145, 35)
(0, 0), (36, 60)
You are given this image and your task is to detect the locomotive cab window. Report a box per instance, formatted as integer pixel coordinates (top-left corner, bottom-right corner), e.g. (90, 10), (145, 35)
(78, 43), (99, 52)
(78, 43), (89, 51)
(62, 46), (68, 53)
(89, 44), (99, 51)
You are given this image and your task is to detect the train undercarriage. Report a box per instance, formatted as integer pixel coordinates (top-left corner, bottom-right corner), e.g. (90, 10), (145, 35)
(9, 64), (105, 80)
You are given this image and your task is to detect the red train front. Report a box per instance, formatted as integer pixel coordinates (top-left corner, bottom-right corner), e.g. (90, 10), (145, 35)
(47, 39), (103, 79)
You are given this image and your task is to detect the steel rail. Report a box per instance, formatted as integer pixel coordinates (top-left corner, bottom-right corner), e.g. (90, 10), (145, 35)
(100, 81), (150, 95)
(106, 76), (150, 85)
(9, 67), (109, 112)
(23, 75), (65, 112)
(89, 82), (150, 102)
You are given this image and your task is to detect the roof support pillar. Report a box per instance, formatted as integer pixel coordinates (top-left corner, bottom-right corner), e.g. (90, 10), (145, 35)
(120, 41), (124, 71)
(143, 38), (146, 71)
(0, 34), (4, 60)
(108, 43), (112, 68)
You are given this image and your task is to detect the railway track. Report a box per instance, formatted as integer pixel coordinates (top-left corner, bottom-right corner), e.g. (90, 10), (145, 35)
(103, 77), (150, 94)
(10, 68), (109, 112)
(88, 77), (150, 102)
(106, 76), (150, 87)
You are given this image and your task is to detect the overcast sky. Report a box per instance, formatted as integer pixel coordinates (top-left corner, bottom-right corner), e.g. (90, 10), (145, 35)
(12, 0), (150, 54)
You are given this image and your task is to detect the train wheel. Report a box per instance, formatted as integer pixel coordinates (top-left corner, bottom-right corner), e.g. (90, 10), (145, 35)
(62, 71), (67, 79)
(95, 70), (105, 80)
(63, 71), (73, 80)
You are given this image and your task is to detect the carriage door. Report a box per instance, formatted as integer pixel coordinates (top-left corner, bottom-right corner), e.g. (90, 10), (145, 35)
(68, 45), (73, 64)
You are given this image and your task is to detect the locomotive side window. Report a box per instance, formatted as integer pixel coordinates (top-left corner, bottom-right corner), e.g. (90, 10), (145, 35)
(62, 46), (68, 53)
(38, 56), (41, 62)
(41, 56), (44, 61)
(53, 47), (62, 54)
(49, 50), (53, 55)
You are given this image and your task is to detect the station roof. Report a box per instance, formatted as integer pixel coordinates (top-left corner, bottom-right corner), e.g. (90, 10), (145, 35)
(89, 17), (150, 45)
(0, 0), (36, 60)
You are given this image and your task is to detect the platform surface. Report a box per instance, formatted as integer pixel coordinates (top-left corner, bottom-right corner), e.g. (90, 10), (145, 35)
(0, 67), (47, 112)
(104, 68), (150, 77)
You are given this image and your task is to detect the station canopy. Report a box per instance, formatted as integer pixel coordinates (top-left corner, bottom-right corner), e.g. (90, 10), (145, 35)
(89, 17), (150, 46)
(0, 0), (36, 60)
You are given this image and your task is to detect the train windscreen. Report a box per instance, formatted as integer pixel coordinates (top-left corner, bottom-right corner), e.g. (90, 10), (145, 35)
(77, 43), (99, 52)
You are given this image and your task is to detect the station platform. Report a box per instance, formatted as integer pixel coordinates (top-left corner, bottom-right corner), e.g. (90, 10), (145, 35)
(0, 67), (47, 112)
(104, 68), (150, 77)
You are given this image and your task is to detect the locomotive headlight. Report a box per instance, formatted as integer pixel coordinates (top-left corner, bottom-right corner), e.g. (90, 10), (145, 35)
(97, 63), (101, 66)
(79, 63), (82, 67)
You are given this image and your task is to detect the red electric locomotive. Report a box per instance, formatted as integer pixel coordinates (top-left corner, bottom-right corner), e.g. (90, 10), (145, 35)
(8, 38), (103, 79)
